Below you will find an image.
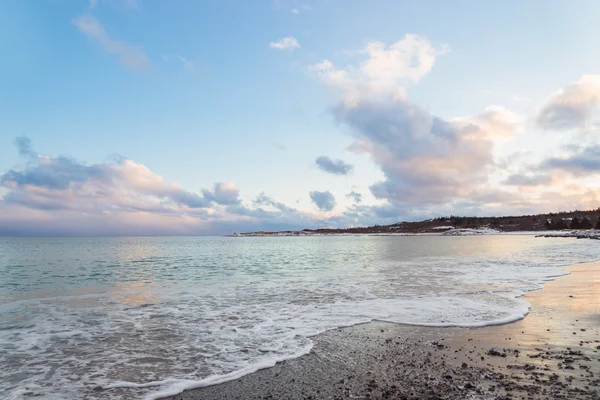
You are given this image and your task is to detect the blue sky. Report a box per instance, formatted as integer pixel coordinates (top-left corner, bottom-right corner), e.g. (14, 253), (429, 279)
(1, 0), (600, 235)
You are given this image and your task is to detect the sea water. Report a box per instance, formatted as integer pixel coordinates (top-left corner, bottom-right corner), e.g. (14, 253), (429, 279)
(1, 235), (598, 399)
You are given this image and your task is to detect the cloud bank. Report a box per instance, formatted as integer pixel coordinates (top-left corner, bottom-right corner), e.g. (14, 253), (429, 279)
(0, 139), (360, 235)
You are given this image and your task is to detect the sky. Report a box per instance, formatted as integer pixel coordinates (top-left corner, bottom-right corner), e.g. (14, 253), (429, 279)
(1, 0), (600, 236)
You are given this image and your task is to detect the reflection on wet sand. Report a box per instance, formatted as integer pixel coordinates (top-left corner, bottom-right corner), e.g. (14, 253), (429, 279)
(511, 261), (600, 347)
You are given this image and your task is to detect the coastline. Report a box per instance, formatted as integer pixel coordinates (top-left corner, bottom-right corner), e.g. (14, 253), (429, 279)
(163, 260), (600, 400)
(227, 228), (600, 239)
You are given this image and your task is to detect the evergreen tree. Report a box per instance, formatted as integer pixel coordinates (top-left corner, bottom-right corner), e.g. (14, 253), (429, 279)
(570, 217), (581, 229)
(552, 219), (569, 230)
(580, 217), (592, 229)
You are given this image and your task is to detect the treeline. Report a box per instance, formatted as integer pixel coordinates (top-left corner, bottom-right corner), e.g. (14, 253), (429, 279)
(301, 208), (600, 234)
(544, 217), (600, 230)
(429, 209), (600, 231)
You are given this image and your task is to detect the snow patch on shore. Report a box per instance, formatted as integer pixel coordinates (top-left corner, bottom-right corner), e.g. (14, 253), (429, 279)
(441, 227), (502, 236)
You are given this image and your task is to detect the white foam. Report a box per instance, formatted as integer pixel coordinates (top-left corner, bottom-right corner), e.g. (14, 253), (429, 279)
(1, 236), (598, 399)
(106, 343), (314, 400)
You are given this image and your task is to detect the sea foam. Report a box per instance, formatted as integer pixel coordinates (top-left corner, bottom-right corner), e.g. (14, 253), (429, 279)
(0, 235), (598, 399)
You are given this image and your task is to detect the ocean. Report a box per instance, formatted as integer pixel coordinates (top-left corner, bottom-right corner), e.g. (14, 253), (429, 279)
(1, 235), (598, 399)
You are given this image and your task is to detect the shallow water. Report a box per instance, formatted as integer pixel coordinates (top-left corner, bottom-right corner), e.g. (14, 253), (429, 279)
(0, 235), (598, 399)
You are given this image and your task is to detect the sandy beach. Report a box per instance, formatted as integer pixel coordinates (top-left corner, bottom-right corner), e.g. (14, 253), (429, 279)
(163, 260), (600, 400)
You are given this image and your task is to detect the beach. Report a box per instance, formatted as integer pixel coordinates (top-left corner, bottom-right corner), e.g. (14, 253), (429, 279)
(4, 4), (600, 399)
(3, 236), (598, 399)
(164, 260), (600, 400)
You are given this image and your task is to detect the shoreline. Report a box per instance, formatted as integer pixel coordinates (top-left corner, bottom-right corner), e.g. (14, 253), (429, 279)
(162, 260), (600, 400)
(227, 229), (600, 239)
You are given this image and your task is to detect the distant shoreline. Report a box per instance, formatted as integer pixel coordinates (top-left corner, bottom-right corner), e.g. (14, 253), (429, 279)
(227, 227), (600, 239)
(227, 209), (600, 237)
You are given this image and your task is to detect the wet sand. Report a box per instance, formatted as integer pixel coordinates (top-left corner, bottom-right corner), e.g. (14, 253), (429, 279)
(164, 261), (600, 400)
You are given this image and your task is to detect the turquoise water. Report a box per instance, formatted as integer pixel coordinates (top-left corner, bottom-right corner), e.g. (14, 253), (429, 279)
(0, 235), (598, 399)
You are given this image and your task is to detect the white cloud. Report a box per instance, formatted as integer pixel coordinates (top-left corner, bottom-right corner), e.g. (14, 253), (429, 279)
(360, 35), (448, 84)
(311, 34), (449, 106)
(452, 106), (523, 139)
(290, 8), (299, 14)
(310, 37), (531, 215)
(311, 59), (333, 71)
(269, 36), (301, 51)
(72, 15), (149, 71)
(537, 75), (600, 131)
